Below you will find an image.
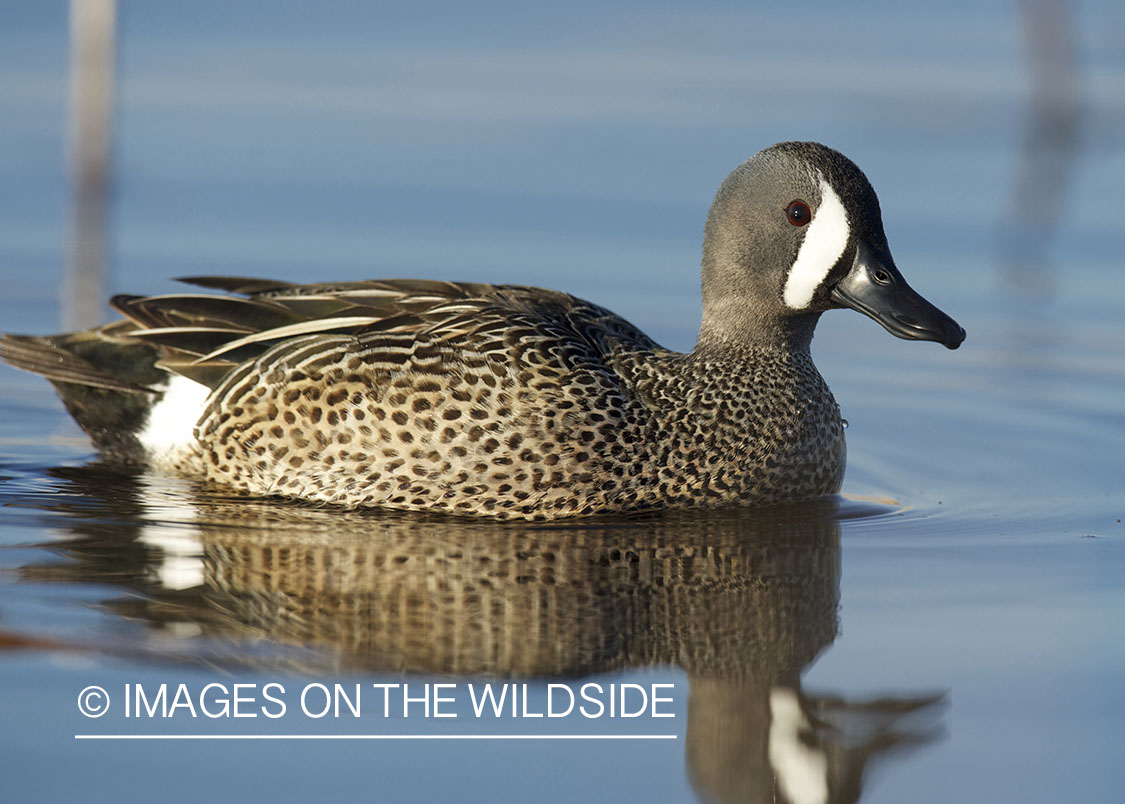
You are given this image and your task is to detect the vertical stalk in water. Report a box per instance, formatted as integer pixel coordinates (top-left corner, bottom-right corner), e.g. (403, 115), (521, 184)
(64, 0), (116, 330)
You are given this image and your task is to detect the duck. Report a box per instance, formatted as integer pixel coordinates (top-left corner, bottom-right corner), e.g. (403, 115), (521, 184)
(0, 141), (965, 520)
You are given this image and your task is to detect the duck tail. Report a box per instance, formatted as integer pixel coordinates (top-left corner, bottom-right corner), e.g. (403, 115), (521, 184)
(0, 323), (164, 459)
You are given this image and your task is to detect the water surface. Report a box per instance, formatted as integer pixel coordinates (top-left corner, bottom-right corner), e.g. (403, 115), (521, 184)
(1, 3), (1123, 802)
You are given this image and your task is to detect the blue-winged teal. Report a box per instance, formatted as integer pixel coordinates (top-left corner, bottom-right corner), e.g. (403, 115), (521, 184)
(1, 142), (964, 519)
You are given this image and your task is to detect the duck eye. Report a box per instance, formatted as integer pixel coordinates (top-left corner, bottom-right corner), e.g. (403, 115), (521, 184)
(786, 200), (811, 226)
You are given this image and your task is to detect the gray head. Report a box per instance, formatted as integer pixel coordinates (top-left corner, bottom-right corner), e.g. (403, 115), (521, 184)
(699, 141), (964, 351)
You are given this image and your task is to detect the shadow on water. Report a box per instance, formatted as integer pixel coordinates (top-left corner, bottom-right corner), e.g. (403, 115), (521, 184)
(1, 461), (944, 803)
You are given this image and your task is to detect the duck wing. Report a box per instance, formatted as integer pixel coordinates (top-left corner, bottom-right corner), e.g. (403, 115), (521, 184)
(117, 277), (666, 390)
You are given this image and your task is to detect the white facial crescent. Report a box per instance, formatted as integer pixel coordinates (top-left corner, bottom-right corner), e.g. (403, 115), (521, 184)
(783, 177), (851, 310)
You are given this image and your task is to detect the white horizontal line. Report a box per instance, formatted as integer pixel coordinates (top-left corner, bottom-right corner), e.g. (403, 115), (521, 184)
(75, 733), (677, 741)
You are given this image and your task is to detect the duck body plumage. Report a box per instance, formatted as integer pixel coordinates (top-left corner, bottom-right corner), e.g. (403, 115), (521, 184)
(0, 142), (963, 519)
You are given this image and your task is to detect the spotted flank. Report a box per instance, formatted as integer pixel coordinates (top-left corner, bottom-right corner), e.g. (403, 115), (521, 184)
(0, 142), (964, 519)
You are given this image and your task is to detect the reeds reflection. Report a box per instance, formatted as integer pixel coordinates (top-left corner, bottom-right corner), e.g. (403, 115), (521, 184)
(14, 465), (944, 803)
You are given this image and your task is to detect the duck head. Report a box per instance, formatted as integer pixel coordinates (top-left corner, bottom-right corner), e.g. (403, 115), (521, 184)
(700, 141), (965, 351)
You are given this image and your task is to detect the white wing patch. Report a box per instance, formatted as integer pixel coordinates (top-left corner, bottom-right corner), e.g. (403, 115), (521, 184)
(783, 177), (851, 310)
(138, 374), (211, 460)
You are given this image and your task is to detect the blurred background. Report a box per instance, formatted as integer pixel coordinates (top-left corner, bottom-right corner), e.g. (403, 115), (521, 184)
(0, 2), (1123, 803)
(2, 1), (1121, 346)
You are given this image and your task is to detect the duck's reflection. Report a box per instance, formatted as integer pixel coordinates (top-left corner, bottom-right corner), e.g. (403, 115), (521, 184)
(19, 464), (943, 804)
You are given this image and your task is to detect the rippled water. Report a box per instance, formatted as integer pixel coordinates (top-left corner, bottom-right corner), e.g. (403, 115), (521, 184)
(2, 3), (1123, 803)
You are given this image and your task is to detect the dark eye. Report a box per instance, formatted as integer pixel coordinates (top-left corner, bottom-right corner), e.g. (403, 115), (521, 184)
(786, 200), (811, 226)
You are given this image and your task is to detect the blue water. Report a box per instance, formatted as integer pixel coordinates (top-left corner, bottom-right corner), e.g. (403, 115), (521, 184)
(1, 2), (1123, 802)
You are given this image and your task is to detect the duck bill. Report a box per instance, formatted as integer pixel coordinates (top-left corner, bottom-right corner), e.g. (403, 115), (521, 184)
(830, 241), (966, 350)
